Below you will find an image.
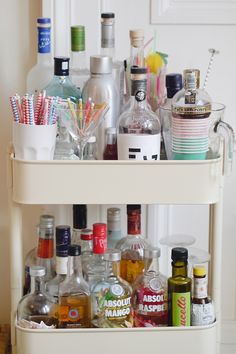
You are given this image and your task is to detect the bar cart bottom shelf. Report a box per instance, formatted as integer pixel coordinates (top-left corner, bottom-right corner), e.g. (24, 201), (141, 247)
(16, 322), (217, 354)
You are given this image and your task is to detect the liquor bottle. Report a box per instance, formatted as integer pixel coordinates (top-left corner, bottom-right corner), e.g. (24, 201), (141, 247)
(103, 128), (118, 160)
(191, 266), (215, 326)
(80, 228), (93, 273)
(117, 66), (161, 161)
(24, 215), (55, 294)
(168, 247), (192, 326)
(70, 26), (90, 92)
(17, 266), (57, 328)
(115, 205), (149, 283)
(83, 136), (97, 160)
(27, 18), (53, 94)
(107, 207), (121, 248)
(159, 73), (183, 160)
(101, 12), (124, 110)
(46, 225), (71, 306)
(129, 29), (145, 68)
(72, 204), (87, 244)
(82, 55), (120, 159)
(91, 249), (133, 328)
(132, 247), (168, 327)
(58, 244), (91, 328)
(83, 223), (107, 288)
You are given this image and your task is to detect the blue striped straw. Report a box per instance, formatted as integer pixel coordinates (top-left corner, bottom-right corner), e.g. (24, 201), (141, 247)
(10, 96), (20, 122)
(28, 94), (34, 125)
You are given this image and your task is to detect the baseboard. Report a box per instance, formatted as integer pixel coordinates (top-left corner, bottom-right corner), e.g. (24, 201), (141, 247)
(221, 320), (236, 344)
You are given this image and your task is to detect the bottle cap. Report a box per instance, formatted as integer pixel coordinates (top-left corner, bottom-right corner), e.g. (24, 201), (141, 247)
(107, 208), (121, 221)
(144, 247), (161, 259)
(166, 73), (183, 98)
(104, 249), (121, 262)
(130, 66), (147, 75)
(127, 204), (141, 213)
(39, 214), (54, 228)
(87, 136), (96, 143)
(81, 228), (93, 241)
(37, 18), (51, 25)
(73, 205), (87, 230)
(101, 13), (115, 19)
(183, 69), (200, 90)
(90, 55), (112, 74)
(71, 26), (85, 52)
(68, 244), (81, 256)
(93, 223), (107, 254)
(30, 266), (45, 277)
(56, 225), (71, 257)
(171, 247), (188, 262)
(54, 57), (70, 76)
(130, 29), (144, 48)
(193, 266), (206, 277)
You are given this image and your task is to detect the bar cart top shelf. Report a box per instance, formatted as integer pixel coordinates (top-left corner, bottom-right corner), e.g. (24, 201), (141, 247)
(10, 155), (223, 205)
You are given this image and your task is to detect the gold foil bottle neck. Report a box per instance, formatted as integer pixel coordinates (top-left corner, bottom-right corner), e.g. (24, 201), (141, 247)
(183, 69), (200, 90)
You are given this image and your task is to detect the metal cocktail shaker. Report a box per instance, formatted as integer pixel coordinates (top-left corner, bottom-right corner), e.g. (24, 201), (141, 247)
(82, 55), (120, 159)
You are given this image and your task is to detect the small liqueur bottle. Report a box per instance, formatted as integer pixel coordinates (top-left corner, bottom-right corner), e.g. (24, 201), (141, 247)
(91, 249), (133, 328)
(168, 247), (192, 326)
(46, 225), (71, 306)
(72, 204), (87, 244)
(58, 244), (91, 328)
(83, 223), (107, 288)
(129, 29), (145, 67)
(117, 66), (161, 161)
(83, 136), (97, 160)
(115, 205), (149, 284)
(107, 207), (121, 248)
(191, 266), (215, 326)
(17, 266), (57, 328)
(80, 228), (93, 273)
(132, 247), (168, 327)
(70, 25), (90, 92)
(103, 128), (118, 160)
(27, 18), (53, 94)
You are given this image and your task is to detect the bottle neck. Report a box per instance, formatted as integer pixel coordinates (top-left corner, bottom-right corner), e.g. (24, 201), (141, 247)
(130, 78), (148, 110)
(105, 260), (120, 277)
(101, 47), (115, 61)
(37, 227), (54, 259)
(71, 51), (87, 70)
(145, 257), (160, 275)
(172, 261), (188, 277)
(193, 275), (208, 299)
(127, 211), (141, 235)
(30, 275), (45, 294)
(37, 52), (52, 65)
(55, 256), (68, 275)
(67, 255), (83, 277)
(130, 42), (145, 67)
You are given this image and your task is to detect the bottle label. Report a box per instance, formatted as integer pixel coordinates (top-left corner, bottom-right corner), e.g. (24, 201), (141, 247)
(38, 26), (51, 54)
(101, 23), (115, 48)
(118, 133), (160, 160)
(136, 287), (168, 314)
(191, 302), (215, 326)
(172, 292), (191, 326)
(103, 295), (132, 320)
(193, 277), (208, 299)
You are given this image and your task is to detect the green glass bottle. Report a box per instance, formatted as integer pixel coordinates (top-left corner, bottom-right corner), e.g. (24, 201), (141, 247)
(168, 247), (192, 326)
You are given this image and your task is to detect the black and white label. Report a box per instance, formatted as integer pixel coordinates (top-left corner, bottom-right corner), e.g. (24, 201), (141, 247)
(118, 133), (160, 160)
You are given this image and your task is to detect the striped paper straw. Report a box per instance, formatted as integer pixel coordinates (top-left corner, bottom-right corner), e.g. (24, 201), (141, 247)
(22, 96), (30, 124)
(34, 92), (43, 124)
(28, 94), (34, 125)
(9, 96), (20, 122)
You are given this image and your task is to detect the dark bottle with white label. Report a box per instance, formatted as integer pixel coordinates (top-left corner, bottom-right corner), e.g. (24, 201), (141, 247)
(117, 66), (161, 160)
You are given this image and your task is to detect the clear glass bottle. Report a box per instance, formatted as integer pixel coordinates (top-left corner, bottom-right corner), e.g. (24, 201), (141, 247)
(27, 18), (53, 94)
(80, 228), (93, 274)
(58, 244), (91, 328)
(115, 205), (149, 284)
(117, 66), (161, 161)
(107, 207), (121, 248)
(17, 266), (57, 328)
(103, 128), (118, 160)
(24, 215), (55, 295)
(129, 29), (145, 68)
(82, 55), (120, 159)
(168, 247), (192, 326)
(191, 266), (215, 326)
(46, 225), (71, 306)
(83, 223), (107, 288)
(101, 13), (124, 111)
(91, 249), (133, 328)
(132, 247), (168, 327)
(83, 136), (97, 160)
(70, 25), (90, 92)
(72, 204), (87, 244)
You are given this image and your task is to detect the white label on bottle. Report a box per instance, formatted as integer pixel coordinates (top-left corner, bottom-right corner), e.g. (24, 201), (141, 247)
(56, 257), (68, 275)
(118, 133), (160, 160)
(62, 62), (68, 70)
(194, 278), (208, 299)
(191, 302), (215, 326)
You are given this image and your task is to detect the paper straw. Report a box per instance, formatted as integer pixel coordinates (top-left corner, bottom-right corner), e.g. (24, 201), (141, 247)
(9, 96), (20, 123)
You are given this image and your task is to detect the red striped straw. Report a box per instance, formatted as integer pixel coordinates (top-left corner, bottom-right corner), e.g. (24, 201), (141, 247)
(34, 92), (43, 124)
(22, 96), (30, 124)
(40, 98), (49, 125)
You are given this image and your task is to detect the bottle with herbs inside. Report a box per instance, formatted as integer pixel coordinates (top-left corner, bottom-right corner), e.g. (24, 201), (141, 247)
(191, 266), (215, 326)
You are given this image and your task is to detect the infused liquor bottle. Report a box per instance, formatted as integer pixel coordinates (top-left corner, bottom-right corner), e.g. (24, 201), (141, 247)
(117, 66), (161, 160)
(191, 266), (215, 326)
(91, 249), (133, 328)
(103, 128), (118, 160)
(80, 228), (93, 273)
(72, 204), (87, 244)
(58, 244), (91, 328)
(107, 207), (121, 247)
(168, 247), (192, 326)
(132, 247), (168, 327)
(115, 205), (149, 283)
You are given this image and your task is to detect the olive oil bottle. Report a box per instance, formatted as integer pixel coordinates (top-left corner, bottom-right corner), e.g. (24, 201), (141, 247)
(168, 247), (192, 326)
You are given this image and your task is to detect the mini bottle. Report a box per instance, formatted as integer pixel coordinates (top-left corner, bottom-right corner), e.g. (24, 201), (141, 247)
(70, 25), (90, 91)
(91, 249), (133, 328)
(17, 266), (57, 328)
(82, 55), (120, 159)
(115, 205), (150, 283)
(117, 66), (161, 161)
(129, 29), (145, 68)
(132, 247), (168, 327)
(80, 228), (93, 273)
(58, 244), (91, 328)
(191, 266), (215, 326)
(27, 18), (53, 94)
(72, 204), (87, 244)
(168, 247), (192, 326)
(107, 207), (121, 247)
(83, 136), (97, 160)
(103, 128), (118, 160)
